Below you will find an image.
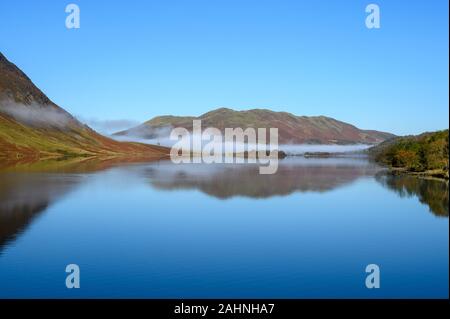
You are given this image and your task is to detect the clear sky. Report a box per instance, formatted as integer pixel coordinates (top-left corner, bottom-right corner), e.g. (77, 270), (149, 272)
(0, 0), (448, 135)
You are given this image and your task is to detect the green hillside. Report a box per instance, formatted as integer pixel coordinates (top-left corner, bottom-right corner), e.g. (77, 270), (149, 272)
(369, 130), (449, 179)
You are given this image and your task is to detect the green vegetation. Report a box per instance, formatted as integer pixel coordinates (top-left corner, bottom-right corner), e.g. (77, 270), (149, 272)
(0, 114), (169, 161)
(370, 130), (449, 179)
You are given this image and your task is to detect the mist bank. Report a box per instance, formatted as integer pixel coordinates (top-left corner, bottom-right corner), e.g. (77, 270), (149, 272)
(0, 99), (76, 129)
(76, 116), (140, 135)
(112, 133), (372, 155)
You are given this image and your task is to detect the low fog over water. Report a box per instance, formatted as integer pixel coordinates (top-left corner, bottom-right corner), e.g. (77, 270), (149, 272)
(112, 133), (372, 154)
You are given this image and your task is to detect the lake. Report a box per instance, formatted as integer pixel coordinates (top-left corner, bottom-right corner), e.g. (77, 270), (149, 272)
(0, 157), (448, 298)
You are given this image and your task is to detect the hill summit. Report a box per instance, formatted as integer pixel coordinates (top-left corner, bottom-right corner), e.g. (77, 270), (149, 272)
(115, 107), (395, 144)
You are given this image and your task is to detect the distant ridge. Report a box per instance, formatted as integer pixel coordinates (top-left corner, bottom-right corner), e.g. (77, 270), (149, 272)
(115, 107), (395, 144)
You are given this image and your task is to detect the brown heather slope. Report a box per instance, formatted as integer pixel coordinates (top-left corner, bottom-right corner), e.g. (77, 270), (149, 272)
(115, 107), (395, 144)
(0, 52), (169, 160)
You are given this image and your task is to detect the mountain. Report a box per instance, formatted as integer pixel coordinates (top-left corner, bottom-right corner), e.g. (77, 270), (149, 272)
(0, 52), (168, 160)
(115, 107), (395, 144)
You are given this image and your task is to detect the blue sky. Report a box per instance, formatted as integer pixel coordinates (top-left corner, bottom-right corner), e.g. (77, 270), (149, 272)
(0, 0), (448, 135)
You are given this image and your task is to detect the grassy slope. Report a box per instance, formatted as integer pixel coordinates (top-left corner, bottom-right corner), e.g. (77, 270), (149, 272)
(0, 113), (169, 160)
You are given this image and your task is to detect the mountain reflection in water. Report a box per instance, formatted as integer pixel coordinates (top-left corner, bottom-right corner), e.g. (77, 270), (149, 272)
(143, 157), (382, 199)
(0, 157), (448, 256)
(0, 173), (83, 252)
(376, 173), (449, 217)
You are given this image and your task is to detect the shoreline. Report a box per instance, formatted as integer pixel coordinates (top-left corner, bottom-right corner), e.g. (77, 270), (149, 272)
(386, 167), (449, 181)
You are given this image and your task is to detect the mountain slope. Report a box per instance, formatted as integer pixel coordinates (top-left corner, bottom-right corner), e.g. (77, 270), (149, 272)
(115, 107), (395, 144)
(0, 52), (169, 159)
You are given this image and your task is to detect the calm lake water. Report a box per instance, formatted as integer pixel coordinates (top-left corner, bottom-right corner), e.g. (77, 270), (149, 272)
(0, 157), (448, 298)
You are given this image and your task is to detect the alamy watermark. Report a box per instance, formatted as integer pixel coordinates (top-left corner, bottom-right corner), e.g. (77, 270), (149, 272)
(365, 264), (380, 289)
(63, 262), (381, 290)
(63, 4), (379, 30)
(65, 4), (80, 29)
(169, 120), (279, 174)
(365, 4), (380, 29)
(65, 264), (80, 289)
